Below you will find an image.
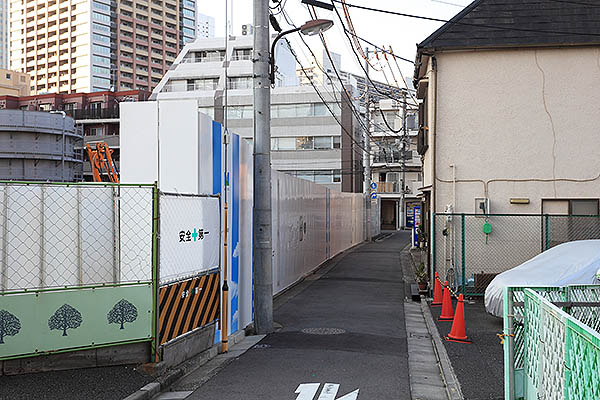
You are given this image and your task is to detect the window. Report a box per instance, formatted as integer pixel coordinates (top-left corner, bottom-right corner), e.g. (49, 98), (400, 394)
(93, 44), (110, 55)
(314, 136), (332, 150)
(276, 138), (295, 151)
(333, 136), (341, 149)
(88, 126), (103, 136)
(183, 8), (194, 17)
(183, 50), (225, 63)
(92, 11), (110, 23)
(92, 76), (110, 87)
(232, 48), (252, 61)
(226, 105), (253, 119)
(296, 137), (314, 150)
(542, 199), (599, 215)
(227, 76), (252, 90)
(93, 1), (110, 12)
(39, 103), (52, 111)
(183, 27), (195, 37)
(92, 33), (110, 44)
(63, 103), (76, 112)
(92, 65), (110, 75)
(188, 78), (218, 91)
(5, 73), (10, 79)
(198, 106), (214, 119)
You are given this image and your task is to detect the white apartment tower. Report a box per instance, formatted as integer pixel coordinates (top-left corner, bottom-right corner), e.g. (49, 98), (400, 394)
(0, 0), (7, 69)
(196, 12), (214, 39)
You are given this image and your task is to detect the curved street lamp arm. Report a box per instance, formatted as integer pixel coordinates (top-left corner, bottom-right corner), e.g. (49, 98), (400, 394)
(269, 27), (301, 84)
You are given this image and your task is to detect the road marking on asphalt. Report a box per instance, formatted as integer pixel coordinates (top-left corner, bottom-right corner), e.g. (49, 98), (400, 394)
(295, 384), (320, 400)
(295, 383), (359, 400)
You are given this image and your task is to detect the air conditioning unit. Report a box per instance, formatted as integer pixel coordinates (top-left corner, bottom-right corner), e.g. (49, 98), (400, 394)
(241, 24), (254, 36)
(475, 198), (490, 215)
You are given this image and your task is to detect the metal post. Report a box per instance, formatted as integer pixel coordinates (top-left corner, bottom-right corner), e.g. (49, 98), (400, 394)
(253, 0), (274, 334)
(544, 214), (550, 251)
(401, 90), (407, 230)
(504, 287), (515, 400)
(1, 186), (7, 291)
(364, 47), (371, 241)
(461, 213), (466, 295)
(112, 186), (120, 283)
(40, 185), (45, 287)
(77, 186), (83, 284)
(152, 183), (160, 362)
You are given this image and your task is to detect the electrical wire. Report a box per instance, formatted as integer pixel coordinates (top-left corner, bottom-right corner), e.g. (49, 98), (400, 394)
(328, 0), (413, 103)
(285, 38), (375, 156)
(332, 0), (600, 38)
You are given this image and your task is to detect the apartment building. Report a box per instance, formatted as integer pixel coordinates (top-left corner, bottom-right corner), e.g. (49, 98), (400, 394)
(369, 98), (422, 230)
(150, 35), (364, 192)
(0, 0), (7, 68)
(8, 0), (195, 95)
(0, 89), (149, 181)
(196, 12), (214, 39)
(0, 68), (30, 95)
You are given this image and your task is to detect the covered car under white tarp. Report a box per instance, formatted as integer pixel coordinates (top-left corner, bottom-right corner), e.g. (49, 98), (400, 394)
(485, 240), (600, 317)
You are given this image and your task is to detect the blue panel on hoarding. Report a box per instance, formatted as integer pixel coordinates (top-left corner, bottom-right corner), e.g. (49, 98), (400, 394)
(212, 122), (222, 195)
(231, 134), (240, 333)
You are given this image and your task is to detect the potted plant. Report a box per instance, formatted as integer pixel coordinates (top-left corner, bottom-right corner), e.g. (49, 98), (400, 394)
(416, 262), (428, 291)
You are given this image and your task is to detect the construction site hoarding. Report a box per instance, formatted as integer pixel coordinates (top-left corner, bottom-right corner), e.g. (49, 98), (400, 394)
(159, 194), (220, 285)
(0, 283), (153, 360)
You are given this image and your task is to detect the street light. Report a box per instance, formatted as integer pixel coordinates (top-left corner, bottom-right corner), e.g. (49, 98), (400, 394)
(269, 19), (334, 83)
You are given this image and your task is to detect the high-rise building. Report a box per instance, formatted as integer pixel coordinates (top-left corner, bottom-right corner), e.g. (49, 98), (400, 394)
(8, 0), (196, 95)
(196, 13), (214, 39)
(0, 0), (7, 68)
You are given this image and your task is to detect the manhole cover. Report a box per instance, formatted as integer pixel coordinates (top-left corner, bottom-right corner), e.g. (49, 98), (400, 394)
(301, 327), (346, 335)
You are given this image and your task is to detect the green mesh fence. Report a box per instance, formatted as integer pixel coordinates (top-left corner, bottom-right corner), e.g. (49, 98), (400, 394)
(504, 285), (600, 400)
(433, 214), (600, 295)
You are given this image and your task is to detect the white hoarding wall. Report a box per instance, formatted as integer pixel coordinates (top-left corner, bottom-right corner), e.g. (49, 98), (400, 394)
(159, 194), (220, 285)
(271, 171), (366, 295)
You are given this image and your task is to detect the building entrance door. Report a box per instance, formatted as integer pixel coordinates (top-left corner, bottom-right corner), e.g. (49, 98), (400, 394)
(381, 200), (397, 230)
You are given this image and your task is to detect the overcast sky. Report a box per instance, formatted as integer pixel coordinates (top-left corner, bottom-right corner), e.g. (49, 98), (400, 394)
(199, 0), (470, 84)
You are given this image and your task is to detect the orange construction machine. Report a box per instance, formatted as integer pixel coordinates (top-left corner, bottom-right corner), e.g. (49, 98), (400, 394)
(86, 142), (119, 183)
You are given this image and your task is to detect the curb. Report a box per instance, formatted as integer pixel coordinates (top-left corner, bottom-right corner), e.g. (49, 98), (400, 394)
(420, 296), (464, 400)
(122, 330), (247, 400)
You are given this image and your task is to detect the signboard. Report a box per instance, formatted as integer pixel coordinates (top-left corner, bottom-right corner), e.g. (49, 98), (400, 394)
(412, 206), (421, 247)
(158, 271), (220, 346)
(0, 284), (152, 360)
(159, 194), (220, 284)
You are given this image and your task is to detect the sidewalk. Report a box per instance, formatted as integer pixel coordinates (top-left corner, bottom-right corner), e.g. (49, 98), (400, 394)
(173, 232), (413, 399)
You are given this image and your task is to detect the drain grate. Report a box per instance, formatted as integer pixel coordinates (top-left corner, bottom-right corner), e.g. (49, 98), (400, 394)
(301, 327), (347, 335)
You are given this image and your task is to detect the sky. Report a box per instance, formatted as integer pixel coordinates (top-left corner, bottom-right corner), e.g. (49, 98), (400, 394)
(199, 0), (471, 84)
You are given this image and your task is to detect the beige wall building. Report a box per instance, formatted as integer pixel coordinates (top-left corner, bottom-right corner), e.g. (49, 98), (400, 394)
(413, 0), (600, 292)
(8, 0), (195, 95)
(0, 68), (30, 95)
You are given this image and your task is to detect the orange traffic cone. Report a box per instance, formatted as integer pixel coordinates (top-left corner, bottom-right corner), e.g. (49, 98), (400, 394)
(431, 272), (443, 306)
(446, 294), (471, 343)
(438, 281), (454, 321)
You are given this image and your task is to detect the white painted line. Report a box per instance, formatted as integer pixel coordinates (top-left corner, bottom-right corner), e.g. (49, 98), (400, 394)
(317, 383), (340, 400)
(295, 383), (320, 400)
(337, 389), (359, 400)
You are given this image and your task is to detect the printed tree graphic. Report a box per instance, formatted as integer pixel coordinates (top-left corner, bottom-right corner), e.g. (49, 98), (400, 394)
(107, 299), (138, 329)
(0, 310), (21, 344)
(48, 304), (82, 336)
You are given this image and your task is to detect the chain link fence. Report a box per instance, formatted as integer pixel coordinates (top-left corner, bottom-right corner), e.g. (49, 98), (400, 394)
(0, 182), (155, 292)
(433, 213), (600, 295)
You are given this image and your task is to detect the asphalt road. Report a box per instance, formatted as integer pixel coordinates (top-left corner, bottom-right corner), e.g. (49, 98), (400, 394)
(0, 364), (153, 400)
(431, 297), (504, 400)
(187, 232), (411, 400)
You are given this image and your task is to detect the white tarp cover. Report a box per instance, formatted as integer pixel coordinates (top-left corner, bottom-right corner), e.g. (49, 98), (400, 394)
(159, 195), (220, 284)
(485, 240), (600, 317)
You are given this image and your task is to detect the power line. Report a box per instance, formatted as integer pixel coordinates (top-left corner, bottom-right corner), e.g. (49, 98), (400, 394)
(332, 0), (600, 38)
(343, 30), (414, 64)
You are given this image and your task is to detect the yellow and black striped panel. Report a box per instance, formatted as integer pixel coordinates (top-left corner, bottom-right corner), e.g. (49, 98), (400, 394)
(158, 272), (220, 346)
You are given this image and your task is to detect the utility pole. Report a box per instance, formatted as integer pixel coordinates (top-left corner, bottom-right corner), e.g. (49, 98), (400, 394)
(364, 47), (371, 241)
(253, 0), (273, 334)
(401, 89), (407, 230)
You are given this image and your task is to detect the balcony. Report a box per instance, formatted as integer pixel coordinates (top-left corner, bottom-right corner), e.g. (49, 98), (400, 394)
(67, 108), (120, 120)
(375, 180), (423, 196)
